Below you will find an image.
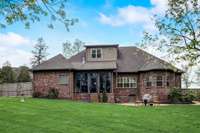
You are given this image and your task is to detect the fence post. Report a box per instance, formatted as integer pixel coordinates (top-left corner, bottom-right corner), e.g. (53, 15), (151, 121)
(17, 83), (22, 96)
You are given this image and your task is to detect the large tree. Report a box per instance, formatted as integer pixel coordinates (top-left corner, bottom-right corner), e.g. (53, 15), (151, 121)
(139, 0), (200, 87)
(63, 39), (84, 58)
(0, 0), (78, 30)
(140, 0), (200, 66)
(153, 0), (200, 66)
(31, 37), (48, 66)
(0, 61), (16, 83)
(17, 66), (31, 82)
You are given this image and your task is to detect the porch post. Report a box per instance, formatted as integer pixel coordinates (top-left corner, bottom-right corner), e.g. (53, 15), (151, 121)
(69, 70), (74, 99)
(97, 73), (100, 93)
(87, 73), (90, 93)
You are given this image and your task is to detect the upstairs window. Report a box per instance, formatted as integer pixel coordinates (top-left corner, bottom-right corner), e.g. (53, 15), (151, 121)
(91, 48), (102, 58)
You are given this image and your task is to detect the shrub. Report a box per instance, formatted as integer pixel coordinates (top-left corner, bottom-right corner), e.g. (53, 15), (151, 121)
(98, 94), (102, 103)
(168, 88), (182, 103)
(168, 88), (195, 104)
(47, 88), (59, 99)
(182, 92), (195, 103)
(32, 91), (42, 98)
(102, 91), (108, 103)
(194, 92), (200, 101)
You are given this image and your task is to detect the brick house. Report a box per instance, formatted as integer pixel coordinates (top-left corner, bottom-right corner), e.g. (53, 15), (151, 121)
(32, 45), (182, 103)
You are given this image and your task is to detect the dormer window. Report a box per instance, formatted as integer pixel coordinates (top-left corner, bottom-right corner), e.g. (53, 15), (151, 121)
(91, 48), (102, 58)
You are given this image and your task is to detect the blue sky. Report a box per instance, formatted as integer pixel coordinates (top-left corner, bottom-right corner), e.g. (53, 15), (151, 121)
(0, 0), (168, 67)
(1, 0), (200, 88)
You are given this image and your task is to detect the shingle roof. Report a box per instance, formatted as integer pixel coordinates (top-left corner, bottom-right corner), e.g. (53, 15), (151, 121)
(84, 44), (119, 48)
(32, 46), (182, 73)
(117, 47), (182, 72)
(32, 54), (72, 71)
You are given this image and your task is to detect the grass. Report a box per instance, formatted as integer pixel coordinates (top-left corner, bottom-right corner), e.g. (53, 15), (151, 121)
(0, 98), (200, 133)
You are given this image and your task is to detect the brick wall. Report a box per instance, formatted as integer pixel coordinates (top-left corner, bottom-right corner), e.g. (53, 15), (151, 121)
(113, 73), (138, 103)
(33, 71), (73, 99)
(139, 71), (181, 103)
(33, 70), (181, 103)
(73, 93), (115, 103)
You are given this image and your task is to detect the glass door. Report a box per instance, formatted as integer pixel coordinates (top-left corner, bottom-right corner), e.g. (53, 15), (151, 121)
(89, 73), (98, 93)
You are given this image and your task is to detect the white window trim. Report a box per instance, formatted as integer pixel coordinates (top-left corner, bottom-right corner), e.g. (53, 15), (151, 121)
(117, 76), (137, 88)
(144, 75), (165, 87)
(90, 48), (102, 59)
(156, 75), (164, 87)
(58, 73), (68, 85)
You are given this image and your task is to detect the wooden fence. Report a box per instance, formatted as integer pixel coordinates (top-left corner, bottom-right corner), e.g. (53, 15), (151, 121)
(0, 82), (32, 97)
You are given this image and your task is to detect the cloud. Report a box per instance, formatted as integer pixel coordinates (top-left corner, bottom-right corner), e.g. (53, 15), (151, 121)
(0, 32), (31, 46)
(151, 0), (168, 14)
(99, 0), (168, 32)
(0, 32), (33, 67)
(99, 6), (151, 26)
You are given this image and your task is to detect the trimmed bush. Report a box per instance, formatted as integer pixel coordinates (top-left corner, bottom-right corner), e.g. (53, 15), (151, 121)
(168, 88), (182, 103)
(182, 92), (195, 103)
(32, 91), (42, 98)
(168, 88), (195, 104)
(102, 91), (108, 103)
(196, 92), (200, 101)
(47, 88), (59, 99)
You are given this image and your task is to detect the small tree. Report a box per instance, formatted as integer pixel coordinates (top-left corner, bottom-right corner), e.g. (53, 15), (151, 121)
(63, 39), (84, 58)
(0, 61), (16, 83)
(31, 37), (48, 66)
(17, 66), (31, 82)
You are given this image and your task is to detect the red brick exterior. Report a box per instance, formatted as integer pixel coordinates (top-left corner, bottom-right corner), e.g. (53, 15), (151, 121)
(138, 71), (181, 103)
(33, 70), (181, 103)
(33, 71), (74, 99)
(73, 93), (115, 103)
(113, 73), (138, 103)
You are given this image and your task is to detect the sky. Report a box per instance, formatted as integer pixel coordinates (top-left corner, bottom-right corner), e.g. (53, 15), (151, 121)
(0, 0), (199, 88)
(0, 0), (169, 67)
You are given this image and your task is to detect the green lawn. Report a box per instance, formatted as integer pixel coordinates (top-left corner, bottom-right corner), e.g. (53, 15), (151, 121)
(0, 98), (200, 133)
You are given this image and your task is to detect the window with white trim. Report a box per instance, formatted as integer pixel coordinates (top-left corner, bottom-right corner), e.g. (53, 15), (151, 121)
(144, 75), (165, 87)
(156, 76), (163, 87)
(144, 76), (152, 87)
(117, 76), (137, 88)
(166, 76), (170, 86)
(91, 48), (102, 58)
(58, 73), (68, 85)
